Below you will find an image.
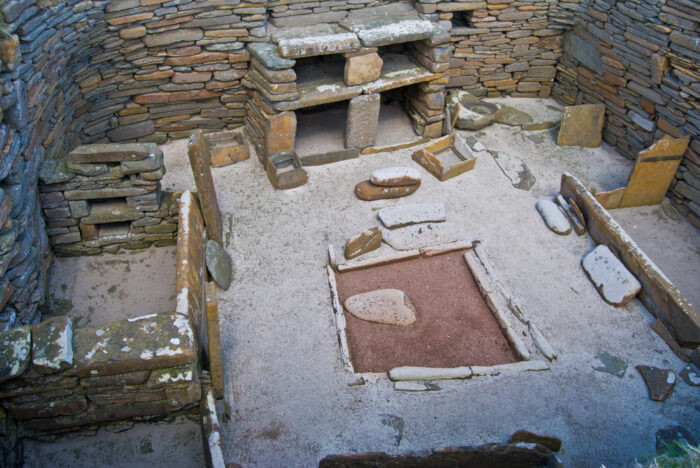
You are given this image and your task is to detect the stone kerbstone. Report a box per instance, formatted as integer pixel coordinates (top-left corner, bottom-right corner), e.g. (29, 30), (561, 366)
(355, 181), (419, 201)
(557, 104), (606, 148)
(378, 203), (446, 229)
(389, 366), (471, 381)
(68, 143), (154, 163)
(581, 245), (641, 306)
(344, 289), (416, 326)
(370, 167), (421, 187)
(206, 240), (232, 291)
(346, 94), (380, 149)
(32, 316), (74, 374)
(636, 365), (676, 402)
(345, 53), (383, 86)
(345, 227), (382, 260)
(508, 430), (562, 452)
(81, 200), (143, 225)
(72, 313), (196, 377)
(535, 200), (571, 235)
(382, 222), (461, 250)
(0, 326), (31, 383)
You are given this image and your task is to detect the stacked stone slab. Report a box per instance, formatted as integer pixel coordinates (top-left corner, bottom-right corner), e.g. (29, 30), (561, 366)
(551, 0), (700, 228)
(441, 0), (565, 98)
(0, 313), (200, 434)
(39, 143), (178, 257)
(244, 2), (449, 163)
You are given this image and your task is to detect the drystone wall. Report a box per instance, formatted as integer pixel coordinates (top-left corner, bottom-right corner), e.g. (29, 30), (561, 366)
(552, 0), (700, 228)
(0, 314), (200, 434)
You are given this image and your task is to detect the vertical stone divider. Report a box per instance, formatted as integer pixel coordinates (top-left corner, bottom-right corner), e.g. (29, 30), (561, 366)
(200, 383), (226, 468)
(205, 281), (224, 399)
(188, 130), (223, 245)
(175, 190), (208, 352)
(263, 111), (296, 160)
(346, 94), (380, 149)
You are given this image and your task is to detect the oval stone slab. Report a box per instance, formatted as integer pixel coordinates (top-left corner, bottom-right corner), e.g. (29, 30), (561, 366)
(355, 180), (419, 201)
(535, 199), (572, 235)
(344, 289), (416, 326)
(369, 166), (421, 187)
(581, 245), (641, 306)
(206, 240), (233, 291)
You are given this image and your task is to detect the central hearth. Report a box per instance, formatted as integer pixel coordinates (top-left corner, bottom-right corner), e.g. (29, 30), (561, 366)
(243, 5), (452, 172)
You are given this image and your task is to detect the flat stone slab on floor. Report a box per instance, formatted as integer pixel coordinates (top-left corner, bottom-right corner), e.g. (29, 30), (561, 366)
(378, 203), (446, 229)
(488, 150), (536, 191)
(344, 289), (416, 326)
(581, 245), (642, 306)
(535, 200), (572, 235)
(382, 222), (462, 250)
(636, 365), (676, 402)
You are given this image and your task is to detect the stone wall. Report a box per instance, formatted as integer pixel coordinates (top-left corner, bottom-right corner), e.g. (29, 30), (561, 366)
(551, 0), (700, 228)
(0, 313), (200, 435)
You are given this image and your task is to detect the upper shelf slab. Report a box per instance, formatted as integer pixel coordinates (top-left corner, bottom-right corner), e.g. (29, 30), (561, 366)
(271, 24), (361, 59)
(247, 43), (296, 70)
(339, 16), (439, 47)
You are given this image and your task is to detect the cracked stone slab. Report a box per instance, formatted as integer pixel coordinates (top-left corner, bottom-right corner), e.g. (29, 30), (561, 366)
(377, 203), (446, 229)
(535, 200), (571, 235)
(581, 245), (641, 306)
(488, 150), (536, 191)
(340, 18), (438, 47)
(382, 222), (462, 250)
(0, 326), (31, 383)
(344, 289), (416, 326)
(271, 24), (360, 59)
(32, 316), (74, 374)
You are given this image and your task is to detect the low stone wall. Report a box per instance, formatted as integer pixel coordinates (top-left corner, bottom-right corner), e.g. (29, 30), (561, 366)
(552, 0), (700, 228)
(0, 313), (200, 434)
(560, 173), (700, 351)
(38, 143), (178, 256)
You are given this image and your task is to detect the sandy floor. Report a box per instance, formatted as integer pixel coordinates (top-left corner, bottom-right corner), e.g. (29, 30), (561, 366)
(34, 97), (700, 467)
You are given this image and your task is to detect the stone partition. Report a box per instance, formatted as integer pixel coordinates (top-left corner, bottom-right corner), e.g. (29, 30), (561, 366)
(0, 313), (200, 434)
(552, 0), (700, 228)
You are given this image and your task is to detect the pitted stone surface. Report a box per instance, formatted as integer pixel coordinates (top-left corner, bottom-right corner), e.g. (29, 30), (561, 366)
(378, 203), (446, 229)
(382, 222), (462, 250)
(346, 94), (380, 149)
(344, 289), (416, 326)
(345, 53), (383, 86)
(370, 167), (421, 187)
(535, 200), (572, 235)
(0, 326), (31, 383)
(582, 245), (641, 306)
(32, 316), (74, 374)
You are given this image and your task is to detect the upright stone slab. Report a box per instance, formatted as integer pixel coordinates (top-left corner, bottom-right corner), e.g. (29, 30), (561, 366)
(345, 227), (382, 260)
(346, 94), (380, 149)
(32, 316), (74, 374)
(264, 111), (296, 158)
(581, 245), (641, 306)
(176, 191), (206, 331)
(0, 326), (31, 383)
(187, 130), (223, 245)
(619, 136), (690, 208)
(557, 104), (606, 148)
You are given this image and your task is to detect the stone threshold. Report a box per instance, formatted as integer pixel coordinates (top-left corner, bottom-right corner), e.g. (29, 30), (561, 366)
(326, 242), (557, 384)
